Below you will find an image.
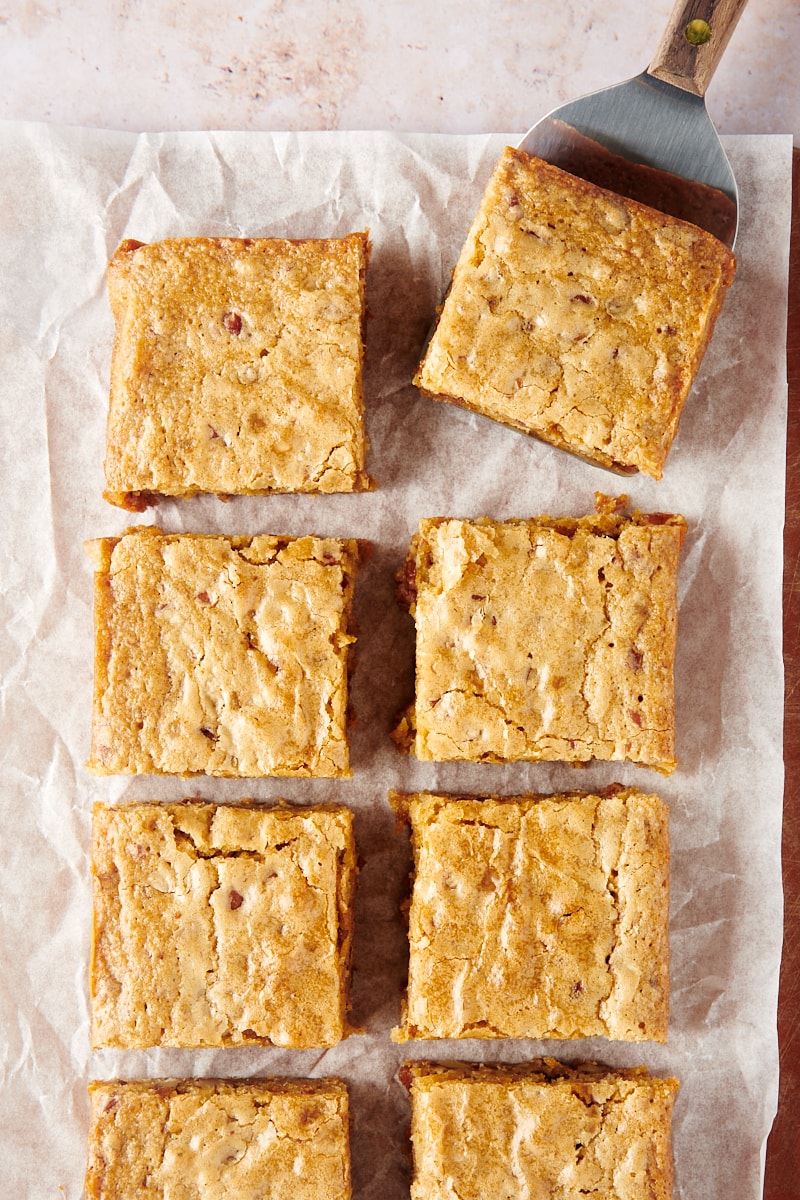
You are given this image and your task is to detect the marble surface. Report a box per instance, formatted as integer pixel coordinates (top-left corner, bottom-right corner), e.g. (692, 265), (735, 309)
(0, 0), (798, 140)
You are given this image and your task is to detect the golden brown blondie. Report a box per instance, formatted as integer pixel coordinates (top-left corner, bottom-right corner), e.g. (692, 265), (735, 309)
(391, 788), (669, 1043)
(85, 1077), (351, 1199)
(104, 234), (371, 509)
(395, 509), (685, 772)
(403, 1059), (677, 1200)
(86, 527), (361, 777)
(415, 148), (735, 478)
(91, 801), (357, 1048)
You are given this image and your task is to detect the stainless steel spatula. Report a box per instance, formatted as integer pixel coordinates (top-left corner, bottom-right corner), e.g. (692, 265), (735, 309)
(519, 0), (749, 247)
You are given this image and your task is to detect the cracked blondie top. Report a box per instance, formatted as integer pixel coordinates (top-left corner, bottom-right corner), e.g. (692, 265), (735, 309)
(85, 1078), (351, 1200)
(86, 527), (361, 777)
(415, 148), (735, 478)
(402, 1059), (677, 1200)
(91, 801), (357, 1048)
(104, 234), (372, 509)
(396, 510), (685, 771)
(391, 788), (669, 1043)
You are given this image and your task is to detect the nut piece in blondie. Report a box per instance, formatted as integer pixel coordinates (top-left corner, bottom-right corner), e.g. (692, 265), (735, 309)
(85, 1078), (351, 1200)
(396, 510), (685, 772)
(415, 148), (735, 478)
(86, 527), (361, 777)
(91, 801), (357, 1048)
(403, 1059), (677, 1200)
(104, 234), (372, 508)
(391, 788), (669, 1043)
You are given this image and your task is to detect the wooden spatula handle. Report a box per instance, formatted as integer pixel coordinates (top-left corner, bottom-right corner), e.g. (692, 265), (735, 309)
(648, 0), (749, 96)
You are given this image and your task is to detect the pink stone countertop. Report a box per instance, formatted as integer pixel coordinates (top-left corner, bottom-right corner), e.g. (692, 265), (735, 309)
(1, 0), (797, 140)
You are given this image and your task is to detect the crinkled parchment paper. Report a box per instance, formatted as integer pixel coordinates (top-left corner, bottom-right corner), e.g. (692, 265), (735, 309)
(0, 123), (792, 1199)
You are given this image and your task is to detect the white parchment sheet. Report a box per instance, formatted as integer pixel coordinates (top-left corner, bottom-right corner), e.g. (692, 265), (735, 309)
(0, 124), (792, 1199)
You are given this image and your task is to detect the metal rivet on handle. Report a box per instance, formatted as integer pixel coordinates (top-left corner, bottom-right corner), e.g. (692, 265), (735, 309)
(685, 18), (712, 46)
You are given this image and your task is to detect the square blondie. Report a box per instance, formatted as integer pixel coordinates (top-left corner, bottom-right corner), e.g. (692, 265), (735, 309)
(91, 801), (357, 1048)
(415, 148), (735, 478)
(104, 234), (371, 509)
(86, 527), (361, 777)
(395, 509), (686, 772)
(403, 1059), (677, 1200)
(85, 1078), (351, 1200)
(391, 788), (669, 1043)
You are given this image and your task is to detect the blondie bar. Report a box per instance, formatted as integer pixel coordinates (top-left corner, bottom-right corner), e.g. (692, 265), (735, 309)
(86, 527), (361, 777)
(391, 788), (669, 1042)
(395, 509), (685, 771)
(85, 1078), (351, 1199)
(403, 1059), (677, 1200)
(104, 234), (371, 508)
(91, 800), (357, 1048)
(415, 148), (735, 478)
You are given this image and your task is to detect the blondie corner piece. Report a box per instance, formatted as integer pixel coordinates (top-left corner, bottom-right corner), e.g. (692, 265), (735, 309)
(415, 147), (735, 479)
(391, 788), (669, 1043)
(91, 801), (357, 1048)
(396, 509), (685, 772)
(104, 234), (372, 509)
(86, 527), (361, 777)
(402, 1059), (678, 1200)
(85, 1078), (351, 1200)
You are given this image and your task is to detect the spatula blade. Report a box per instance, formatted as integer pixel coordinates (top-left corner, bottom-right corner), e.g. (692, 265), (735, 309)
(519, 71), (738, 247)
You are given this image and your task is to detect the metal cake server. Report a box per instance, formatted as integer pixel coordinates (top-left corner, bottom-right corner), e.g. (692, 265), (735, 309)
(519, 0), (749, 248)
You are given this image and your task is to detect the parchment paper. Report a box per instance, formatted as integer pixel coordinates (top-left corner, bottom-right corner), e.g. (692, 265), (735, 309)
(0, 123), (792, 1199)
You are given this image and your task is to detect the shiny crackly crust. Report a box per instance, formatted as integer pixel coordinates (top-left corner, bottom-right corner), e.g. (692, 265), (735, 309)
(390, 787), (669, 1043)
(85, 1078), (351, 1200)
(86, 526), (362, 777)
(104, 234), (372, 509)
(91, 800), (358, 1049)
(394, 512), (685, 772)
(415, 148), (735, 479)
(402, 1059), (677, 1200)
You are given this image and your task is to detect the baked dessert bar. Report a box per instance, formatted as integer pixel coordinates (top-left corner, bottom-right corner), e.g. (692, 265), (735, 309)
(395, 508), (686, 771)
(415, 147), (735, 479)
(86, 527), (361, 777)
(85, 1077), (351, 1200)
(402, 1059), (678, 1200)
(391, 788), (669, 1042)
(104, 234), (371, 509)
(91, 800), (357, 1048)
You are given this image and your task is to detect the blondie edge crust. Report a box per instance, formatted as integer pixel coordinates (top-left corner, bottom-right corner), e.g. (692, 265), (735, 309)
(91, 801), (358, 1049)
(86, 527), (361, 777)
(391, 788), (670, 1043)
(105, 234), (372, 509)
(395, 509), (686, 772)
(85, 1078), (351, 1200)
(403, 1059), (678, 1200)
(415, 148), (735, 479)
